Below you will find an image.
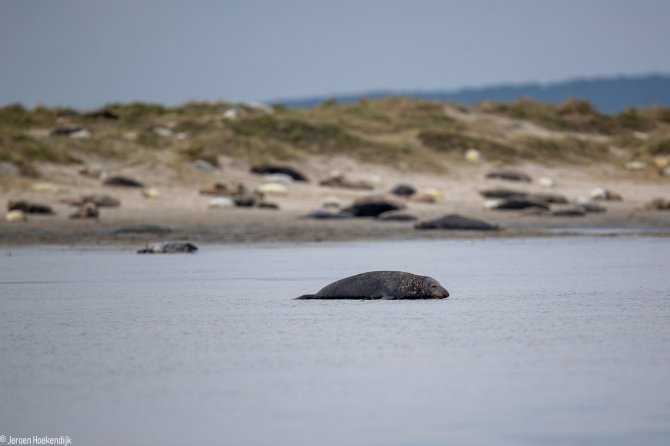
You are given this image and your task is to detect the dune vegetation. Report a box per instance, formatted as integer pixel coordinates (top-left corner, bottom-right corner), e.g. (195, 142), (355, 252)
(1, 97), (670, 177)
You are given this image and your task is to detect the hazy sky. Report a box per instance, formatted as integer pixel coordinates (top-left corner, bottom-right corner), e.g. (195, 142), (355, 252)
(1, 0), (669, 109)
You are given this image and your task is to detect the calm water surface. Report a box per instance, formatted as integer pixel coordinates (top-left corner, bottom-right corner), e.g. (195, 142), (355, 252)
(1, 237), (669, 446)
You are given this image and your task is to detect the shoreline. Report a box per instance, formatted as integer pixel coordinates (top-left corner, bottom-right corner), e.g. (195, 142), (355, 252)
(2, 218), (670, 248)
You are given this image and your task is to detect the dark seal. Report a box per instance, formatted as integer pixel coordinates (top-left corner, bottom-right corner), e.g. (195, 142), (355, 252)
(391, 183), (417, 197)
(103, 175), (144, 188)
(342, 197), (405, 217)
(296, 271), (449, 300)
(7, 200), (54, 214)
(491, 197), (549, 211)
(415, 214), (499, 231)
(250, 165), (309, 182)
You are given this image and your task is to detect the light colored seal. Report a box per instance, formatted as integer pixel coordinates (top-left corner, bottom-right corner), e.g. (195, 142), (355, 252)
(137, 241), (198, 254)
(69, 202), (99, 219)
(296, 271), (449, 300)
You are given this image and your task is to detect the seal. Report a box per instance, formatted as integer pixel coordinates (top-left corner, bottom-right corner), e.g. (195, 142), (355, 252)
(7, 200), (54, 214)
(69, 202), (99, 219)
(199, 181), (248, 197)
(301, 209), (354, 219)
(376, 210), (417, 221)
(490, 197), (549, 211)
(479, 189), (567, 204)
(137, 241), (198, 254)
(485, 170), (532, 182)
(250, 165), (309, 182)
(342, 197), (405, 217)
(577, 202), (606, 213)
(64, 194), (120, 208)
(415, 214), (499, 231)
(103, 175), (144, 188)
(552, 208), (586, 217)
(479, 188), (526, 199)
(590, 187), (623, 201)
(391, 183), (417, 197)
(296, 271), (449, 300)
(649, 198), (670, 210)
(319, 173), (374, 190)
(532, 192), (568, 204)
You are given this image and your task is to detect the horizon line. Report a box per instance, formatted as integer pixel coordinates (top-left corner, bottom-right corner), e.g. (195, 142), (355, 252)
(267, 71), (670, 106)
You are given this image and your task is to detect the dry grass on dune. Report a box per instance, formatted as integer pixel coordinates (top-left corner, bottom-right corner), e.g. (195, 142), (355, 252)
(1, 97), (670, 179)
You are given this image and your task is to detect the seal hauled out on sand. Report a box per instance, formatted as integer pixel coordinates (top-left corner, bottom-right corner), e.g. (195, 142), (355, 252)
(7, 200), (54, 214)
(415, 214), (499, 231)
(296, 271), (449, 300)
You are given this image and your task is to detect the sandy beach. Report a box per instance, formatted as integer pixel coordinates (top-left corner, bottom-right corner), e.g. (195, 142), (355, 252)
(2, 157), (669, 246)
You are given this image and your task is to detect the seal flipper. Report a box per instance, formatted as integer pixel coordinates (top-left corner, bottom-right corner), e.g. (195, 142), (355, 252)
(295, 294), (318, 299)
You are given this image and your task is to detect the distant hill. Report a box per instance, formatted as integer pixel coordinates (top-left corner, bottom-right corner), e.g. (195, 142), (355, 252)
(275, 74), (670, 114)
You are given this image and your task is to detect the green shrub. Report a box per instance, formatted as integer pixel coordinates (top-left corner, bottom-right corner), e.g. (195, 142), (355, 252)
(418, 129), (517, 158)
(480, 98), (620, 134)
(0, 130), (80, 176)
(228, 116), (362, 152)
(0, 103), (60, 127)
(617, 108), (656, 132)
(645, 137), (670, 155)
(517, 136), (607, 161)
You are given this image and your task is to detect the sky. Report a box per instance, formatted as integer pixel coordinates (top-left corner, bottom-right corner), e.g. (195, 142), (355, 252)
(1, 0), (669, 109)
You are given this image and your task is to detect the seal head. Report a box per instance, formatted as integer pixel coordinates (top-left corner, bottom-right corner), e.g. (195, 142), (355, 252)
(423, 276), (449, 298)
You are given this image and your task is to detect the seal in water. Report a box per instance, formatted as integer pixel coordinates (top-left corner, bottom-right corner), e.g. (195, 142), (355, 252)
(296, 271), (449, 300)
(137, 241), (198, 254)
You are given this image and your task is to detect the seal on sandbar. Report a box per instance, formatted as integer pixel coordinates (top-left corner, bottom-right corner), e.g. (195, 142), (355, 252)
(414, 214), (498, 231)
(7, 200), (54, 214)
(137, 241), (198, 254)
(250, 165), (309, 182)
(296, 271), (449, 300)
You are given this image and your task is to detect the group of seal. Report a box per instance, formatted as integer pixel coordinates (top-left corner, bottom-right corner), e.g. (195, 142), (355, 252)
(296, 271), (449, 300)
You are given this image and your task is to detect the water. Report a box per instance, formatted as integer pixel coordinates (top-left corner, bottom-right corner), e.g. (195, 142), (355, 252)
(1, 237), (669, 446)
